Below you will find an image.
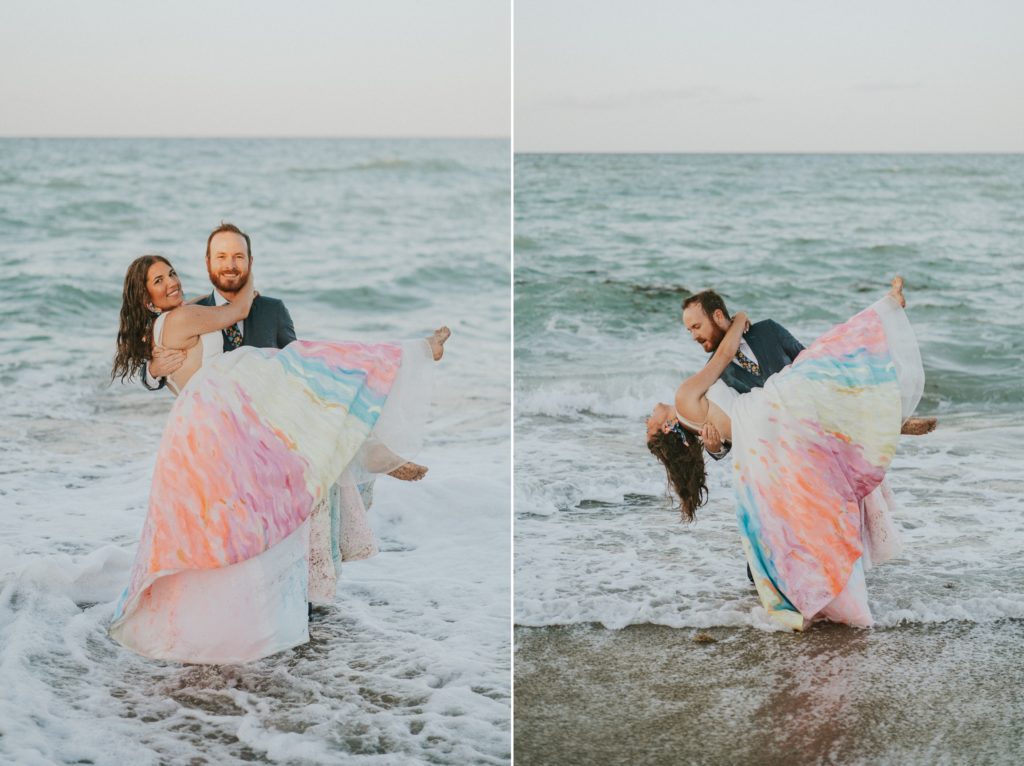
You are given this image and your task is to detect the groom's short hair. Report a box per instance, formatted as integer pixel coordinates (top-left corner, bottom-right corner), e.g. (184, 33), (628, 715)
(206, 222), (252, 261)
(683, 290), (730, 320)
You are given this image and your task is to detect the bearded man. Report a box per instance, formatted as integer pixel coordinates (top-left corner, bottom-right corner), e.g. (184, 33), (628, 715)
(145, 222), (295, 387)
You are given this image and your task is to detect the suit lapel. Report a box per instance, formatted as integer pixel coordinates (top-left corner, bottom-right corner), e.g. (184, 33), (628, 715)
(242, 296), (260, 347)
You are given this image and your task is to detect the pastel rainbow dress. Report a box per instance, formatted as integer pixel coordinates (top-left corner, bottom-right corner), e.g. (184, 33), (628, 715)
(730, 295), (924, 630)
(109, 337), (434, 663)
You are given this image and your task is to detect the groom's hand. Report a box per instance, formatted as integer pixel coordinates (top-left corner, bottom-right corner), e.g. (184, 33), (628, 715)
(701, 422), (723, 453)
(150, 346), (186, 378)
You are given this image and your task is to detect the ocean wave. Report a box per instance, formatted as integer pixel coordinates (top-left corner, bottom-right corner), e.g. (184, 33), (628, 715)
(0, 214), (31, 230)
(515, 375), (672, 419)
(0, 544), (132, 604)
(350, 158), (468, 173)
(0, 280), (120, 322)
(858, 162), (1002, 179)
(514, 596), (1024, 632)
(54, 199), (143, 219)
(0, 451), (512, 765)
(288, 158), (469, 175)
(394, 259), (510, 291)
(864, 243), (920, 256)
(513, 234), (538, 251)
(44, 177), (89, 190)
(514, 598), (780, 631)
(307, 285), (431, 312)
(603, 279), (693, 299)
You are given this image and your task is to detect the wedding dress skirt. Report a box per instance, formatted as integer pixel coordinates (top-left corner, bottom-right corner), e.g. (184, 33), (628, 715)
(109, 338), (434, 663)
(730, 296), (924, 630)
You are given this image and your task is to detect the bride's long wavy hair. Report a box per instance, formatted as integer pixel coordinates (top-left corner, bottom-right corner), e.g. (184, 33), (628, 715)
(111, 254), (170, 384)
(647, 424), (708, 522)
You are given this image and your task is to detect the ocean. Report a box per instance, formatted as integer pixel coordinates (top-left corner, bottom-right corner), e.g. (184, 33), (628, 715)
(0, 138), (510, 765)
(514, 153), (1024, 763)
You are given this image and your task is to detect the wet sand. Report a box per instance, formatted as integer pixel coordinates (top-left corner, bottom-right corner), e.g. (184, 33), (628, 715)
(514, 621), (1024, 765)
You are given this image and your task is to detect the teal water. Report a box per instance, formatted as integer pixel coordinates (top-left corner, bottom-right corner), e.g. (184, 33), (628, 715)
(514, 152), (1024, 760)
(516, 153), (1022, 411)
(512, 156), (1024, 636)
(0, 138), (510, 764)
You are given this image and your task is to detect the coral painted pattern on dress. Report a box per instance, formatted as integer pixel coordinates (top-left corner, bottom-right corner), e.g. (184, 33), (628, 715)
(109, 340), (403, 662)
(730, 297), (922, 630)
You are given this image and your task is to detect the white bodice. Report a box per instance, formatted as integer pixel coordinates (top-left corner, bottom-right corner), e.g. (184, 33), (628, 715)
(676, 380), (738, 432)
(706, 379), (738, 420)
(152, 313), (224, 393)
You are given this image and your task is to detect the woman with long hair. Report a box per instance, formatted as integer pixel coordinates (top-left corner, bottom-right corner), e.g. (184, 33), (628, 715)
(648, 278), (925, 630)
(109, 254), (449, 662)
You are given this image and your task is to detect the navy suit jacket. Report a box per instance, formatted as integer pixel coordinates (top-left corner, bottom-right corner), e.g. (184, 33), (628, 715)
(719, 319), (804, 394)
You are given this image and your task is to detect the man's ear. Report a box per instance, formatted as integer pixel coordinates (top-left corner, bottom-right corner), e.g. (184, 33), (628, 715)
(711, 309), (728, 329)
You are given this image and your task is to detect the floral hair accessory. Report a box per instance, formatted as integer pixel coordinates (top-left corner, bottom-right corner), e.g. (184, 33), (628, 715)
(669, 421), (689, 445)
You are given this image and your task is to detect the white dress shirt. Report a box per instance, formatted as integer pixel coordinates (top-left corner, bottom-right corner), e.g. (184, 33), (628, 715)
(737, 337), (759, 367)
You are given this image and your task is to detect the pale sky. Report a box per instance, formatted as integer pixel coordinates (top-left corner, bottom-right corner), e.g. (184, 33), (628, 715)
(516, 0), (1024, 152)
(0, 0), (509, 137)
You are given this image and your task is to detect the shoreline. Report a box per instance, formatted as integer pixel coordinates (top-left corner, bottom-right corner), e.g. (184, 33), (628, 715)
(514, 621), (1024, 765)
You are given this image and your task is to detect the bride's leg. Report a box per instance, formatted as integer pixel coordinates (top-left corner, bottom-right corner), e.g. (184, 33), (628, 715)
(428, 326), (451, 361)
(387, 462), (429, 481)
(889, 276), (906, 308)
(356, 334), (446, 481)
(362, 441), (430, 481)
(887, 277), (933, 437)
(901, 416), (937, 435)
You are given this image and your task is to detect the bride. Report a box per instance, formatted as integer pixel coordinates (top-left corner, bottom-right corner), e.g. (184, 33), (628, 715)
(109, 254), (449, 663)
(647, 278), (926, 630)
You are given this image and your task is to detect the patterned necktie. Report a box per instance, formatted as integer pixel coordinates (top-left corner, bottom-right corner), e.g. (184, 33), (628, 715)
(734, 348), (761, 377)
(225, 323), (243, 350)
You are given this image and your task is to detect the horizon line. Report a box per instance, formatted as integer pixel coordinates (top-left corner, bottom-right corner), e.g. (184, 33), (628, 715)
(514, 149), (1024, 156)
(0, 134), (511, 141)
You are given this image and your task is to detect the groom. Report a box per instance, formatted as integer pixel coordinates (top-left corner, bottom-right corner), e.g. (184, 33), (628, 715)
(681, 288), (935, 584)
(680, 289), (803, 460)
(144, 222), (295, 387)
(681, 289), (936, 456)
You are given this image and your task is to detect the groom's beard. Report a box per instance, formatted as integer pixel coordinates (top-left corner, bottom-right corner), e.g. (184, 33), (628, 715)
(704, 324), (726, 352)
(208, 267), (250, 295)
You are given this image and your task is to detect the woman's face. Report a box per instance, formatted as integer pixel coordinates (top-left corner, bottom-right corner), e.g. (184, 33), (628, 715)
(146, 260), (183, 311)
(646, 402), (675, 440)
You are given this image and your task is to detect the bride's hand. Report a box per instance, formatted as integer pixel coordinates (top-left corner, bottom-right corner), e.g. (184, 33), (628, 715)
(149, 346), (185, 378)
(237, 271), (257, 315)
(700, 422), (723, 452)
(715, 310), (749, 358)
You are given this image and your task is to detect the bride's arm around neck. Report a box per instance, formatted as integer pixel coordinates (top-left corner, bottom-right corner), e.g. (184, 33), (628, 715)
(161, 281), (256, 350)
(675, 311), (748, 424)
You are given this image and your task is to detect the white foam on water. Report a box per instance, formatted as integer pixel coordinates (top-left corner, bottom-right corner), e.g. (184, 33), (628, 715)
(0, 138), (511, 763)
(1, 444), (510, 765)
(515, 409), (1024, 633)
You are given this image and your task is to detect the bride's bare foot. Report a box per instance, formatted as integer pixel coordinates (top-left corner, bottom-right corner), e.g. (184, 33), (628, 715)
(889, 276), (906, 308)
(388, 462), (429, 481)
(428, 326), (451, 361)
(901, 416), (937, 436)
